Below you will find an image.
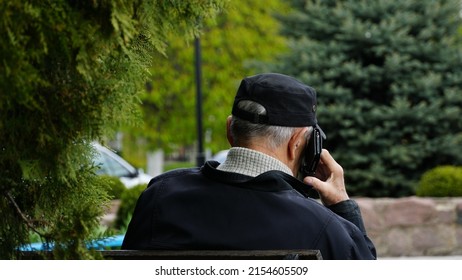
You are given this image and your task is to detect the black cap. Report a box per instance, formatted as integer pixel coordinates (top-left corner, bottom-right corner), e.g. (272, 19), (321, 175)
(232, 73), (319, 127)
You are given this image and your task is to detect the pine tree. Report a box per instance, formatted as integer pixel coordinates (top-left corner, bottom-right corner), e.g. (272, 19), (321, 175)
(271, 0), (462, 197)
(0, 0), (225, 259)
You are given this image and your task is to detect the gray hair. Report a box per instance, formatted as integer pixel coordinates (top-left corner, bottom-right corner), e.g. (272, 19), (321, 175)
(230, 100), (312, 150)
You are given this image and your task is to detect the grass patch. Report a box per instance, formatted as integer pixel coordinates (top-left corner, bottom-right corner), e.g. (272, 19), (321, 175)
(164, 161), (196, 171)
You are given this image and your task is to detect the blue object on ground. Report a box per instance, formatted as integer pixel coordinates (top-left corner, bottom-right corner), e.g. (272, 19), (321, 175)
(19, 234), (125, 251)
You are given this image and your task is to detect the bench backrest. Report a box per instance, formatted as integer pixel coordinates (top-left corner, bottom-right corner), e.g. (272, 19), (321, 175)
(100, 249), (323, 260)
(19, 249), (322, 260)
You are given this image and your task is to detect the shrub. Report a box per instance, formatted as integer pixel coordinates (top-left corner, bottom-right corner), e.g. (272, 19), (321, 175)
(416, 166), (462, 197)
(115, 184), (147, 229)
(99, 175), (126, 199)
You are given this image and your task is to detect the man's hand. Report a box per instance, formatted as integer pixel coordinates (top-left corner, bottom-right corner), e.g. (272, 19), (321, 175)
(303, 149), (349, 206)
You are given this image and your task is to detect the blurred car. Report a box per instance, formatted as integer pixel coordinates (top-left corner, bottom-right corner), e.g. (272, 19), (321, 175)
(211, 149), (229, 163)
(93, 142), (151, 189)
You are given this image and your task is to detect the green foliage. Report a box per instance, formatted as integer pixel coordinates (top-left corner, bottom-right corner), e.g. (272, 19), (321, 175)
(100, 175), (126, 199)
(7, 167), (110, 259)
(269, 0), (462, 197)
(121, 0), (289, 165)
(164, 161), (196, 171)
(115, 184), (147, 230)
(416, 166), (462, 197)
(0, 0), (225, 259)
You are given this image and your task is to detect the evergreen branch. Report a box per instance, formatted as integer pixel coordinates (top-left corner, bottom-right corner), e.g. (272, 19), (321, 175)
(5, 191), (50, 239)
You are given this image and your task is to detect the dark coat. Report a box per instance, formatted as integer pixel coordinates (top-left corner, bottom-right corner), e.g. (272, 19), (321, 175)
(122, 161), (376, 260)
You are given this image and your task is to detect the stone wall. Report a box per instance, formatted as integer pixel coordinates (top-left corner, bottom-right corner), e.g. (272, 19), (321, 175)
(356, 196), (462, 257)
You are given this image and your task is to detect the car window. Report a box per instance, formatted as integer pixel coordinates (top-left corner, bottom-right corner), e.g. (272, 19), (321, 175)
(94, 150), (133, 178)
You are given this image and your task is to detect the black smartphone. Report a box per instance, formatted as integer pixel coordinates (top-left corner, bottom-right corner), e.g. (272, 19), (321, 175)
(300, 127), (323, 177)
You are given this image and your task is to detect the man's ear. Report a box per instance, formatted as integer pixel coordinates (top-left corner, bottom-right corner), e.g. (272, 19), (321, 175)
(226, 116), (234, 146)
(288, 127), (308, 161)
